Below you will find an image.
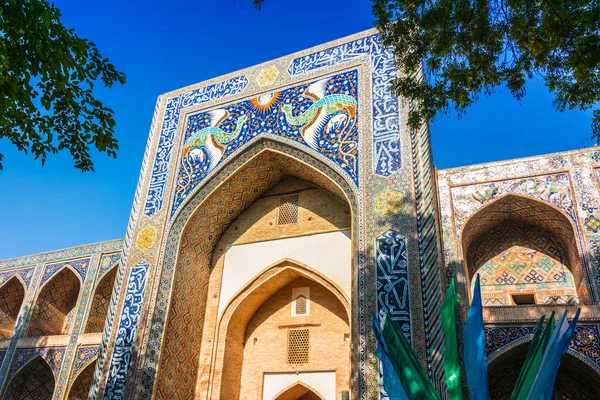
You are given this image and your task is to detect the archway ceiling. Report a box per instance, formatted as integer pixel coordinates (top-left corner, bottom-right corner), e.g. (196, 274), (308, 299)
(156, 148), (352, 399)
(462, 195), (574, 253)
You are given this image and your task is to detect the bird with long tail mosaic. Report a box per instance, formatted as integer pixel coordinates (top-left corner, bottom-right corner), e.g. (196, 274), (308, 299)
(172, 69), (359, 216)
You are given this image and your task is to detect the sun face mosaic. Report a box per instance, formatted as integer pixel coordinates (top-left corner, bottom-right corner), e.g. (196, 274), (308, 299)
(171, 69), (360, 216)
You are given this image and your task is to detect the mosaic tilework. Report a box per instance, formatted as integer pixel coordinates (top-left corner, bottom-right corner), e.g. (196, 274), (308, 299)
(0, 267), (35, 288)
(26, 268), (81, 337)
(73, 346), (99, 377)
(171, 69), (360, 216)
(85, 268), (117, 333)
(97, 253), (120, 278)
(289, 34), (401, 177)
(5, 355), (55, 400)
(144, 76), (249, 217)
(8, 347), (66, 381)
(103, 261), (149, 399)
(0, 240), (123, 270)
(376, 230), (410, 336)
(0, 277), (25, 339)
(40, 258), (90, 286)
(485, 323), (600, 371)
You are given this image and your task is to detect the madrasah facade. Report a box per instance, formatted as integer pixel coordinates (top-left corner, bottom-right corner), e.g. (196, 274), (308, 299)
(0, 29), (599, 400)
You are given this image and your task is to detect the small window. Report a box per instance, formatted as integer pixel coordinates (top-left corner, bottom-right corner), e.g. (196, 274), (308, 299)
(295, 295), (307, 315)
(287, 328), (309, 364)
(291, 287), (310, 316)
(512, 293), (536, 305)
(278, 195), (299, 225)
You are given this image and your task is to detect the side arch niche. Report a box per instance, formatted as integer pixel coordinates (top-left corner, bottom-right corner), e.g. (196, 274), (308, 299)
(84, 267), (118, 333)
(149, 143), (357, 400)
(461, 194), (592, 308)
(5, 356), (55, 400)
(487, 341), (600, 399)
(67, 359), (97, 400)
(0, 276), (25, 339)
(26, 268), (81, 337)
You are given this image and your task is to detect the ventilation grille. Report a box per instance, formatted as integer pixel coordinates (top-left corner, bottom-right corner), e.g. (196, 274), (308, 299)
(278, 195), (299, 225)
(295, 295), (307, 315)
(287, 329), (309, 364)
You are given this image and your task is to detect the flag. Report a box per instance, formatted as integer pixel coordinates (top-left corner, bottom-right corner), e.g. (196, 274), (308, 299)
(463, 274), (490, 400)
(526, 308), (580, 400)
(442, 278), (462, 400)
(373, 315), (409, 400)
(380, 314), (440, 400)
(511, 312), (554, 400)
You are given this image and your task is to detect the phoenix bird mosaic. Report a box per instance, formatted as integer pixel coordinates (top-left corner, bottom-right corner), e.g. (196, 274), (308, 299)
(173, 70), (360, 215)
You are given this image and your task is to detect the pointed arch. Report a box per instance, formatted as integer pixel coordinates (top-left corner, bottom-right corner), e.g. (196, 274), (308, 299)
(460, 193), (592, 305)
(26, 267), (81, 337)
(212, 259), (350, 399)
(66, 359), (97, 400)
(5, 356), (55, 400)
(85, 266), (118, 333)
(273, 381), (326, 400)
(145, 140), (358, 400)
(487, 340), (600, 399)
(0, 276), (26, 339)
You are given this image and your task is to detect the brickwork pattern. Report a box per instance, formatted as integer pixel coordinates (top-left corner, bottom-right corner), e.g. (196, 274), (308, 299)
(6, 356), (55, 400)
(85, 268), (117, 333)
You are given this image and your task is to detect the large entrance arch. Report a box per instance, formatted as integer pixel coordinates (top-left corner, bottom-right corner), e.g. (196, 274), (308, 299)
(144, 141), (359, 399)
(488, 341), (600, 399)
(461, 194), (593, 307)
(274, 382), (326, 400)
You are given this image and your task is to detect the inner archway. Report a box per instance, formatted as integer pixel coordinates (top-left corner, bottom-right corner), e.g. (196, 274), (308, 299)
(27, 268), (81, 337)
(462, 195), (590, 306)
(5, 356), (55, 400)
(488, 341), (600, 399)
(152, 144), (357, 399)
(0, 276), (25, 339)
(274, 382), (326, 400)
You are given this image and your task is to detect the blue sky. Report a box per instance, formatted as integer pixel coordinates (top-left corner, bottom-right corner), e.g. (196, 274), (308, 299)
(0, 0), (594, 259)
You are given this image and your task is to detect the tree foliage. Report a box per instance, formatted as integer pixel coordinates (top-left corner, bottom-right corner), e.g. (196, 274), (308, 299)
(0, 0), (126, 171)
(372, 0), (600, 138)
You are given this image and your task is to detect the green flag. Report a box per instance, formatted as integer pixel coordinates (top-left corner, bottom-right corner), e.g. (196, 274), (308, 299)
(510, 314), (546, 400)
(442, 279), (462, 400)
(511, 312), (555, 400)
(382, 315), (440, 400)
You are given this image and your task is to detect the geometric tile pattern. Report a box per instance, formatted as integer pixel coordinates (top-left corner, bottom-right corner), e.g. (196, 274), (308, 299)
(68, 360), (96, 400)
(40, 258), (90, 286)
(85, 268), (117, 333)
(72, 346), (99, 377)
(471, 223), (578, 306)
(8, 347), (66, 381)
(5, 356), (55, 400)
(26, 268), (80, 337)
(171, 69), (360, 217)
(0, 277), (25, 339)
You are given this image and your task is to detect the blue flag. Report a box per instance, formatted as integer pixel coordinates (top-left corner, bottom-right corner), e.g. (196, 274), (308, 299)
(463, 274), (490, 400)
(527, 309), (580, 400)
(373, 315), (409, 400)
